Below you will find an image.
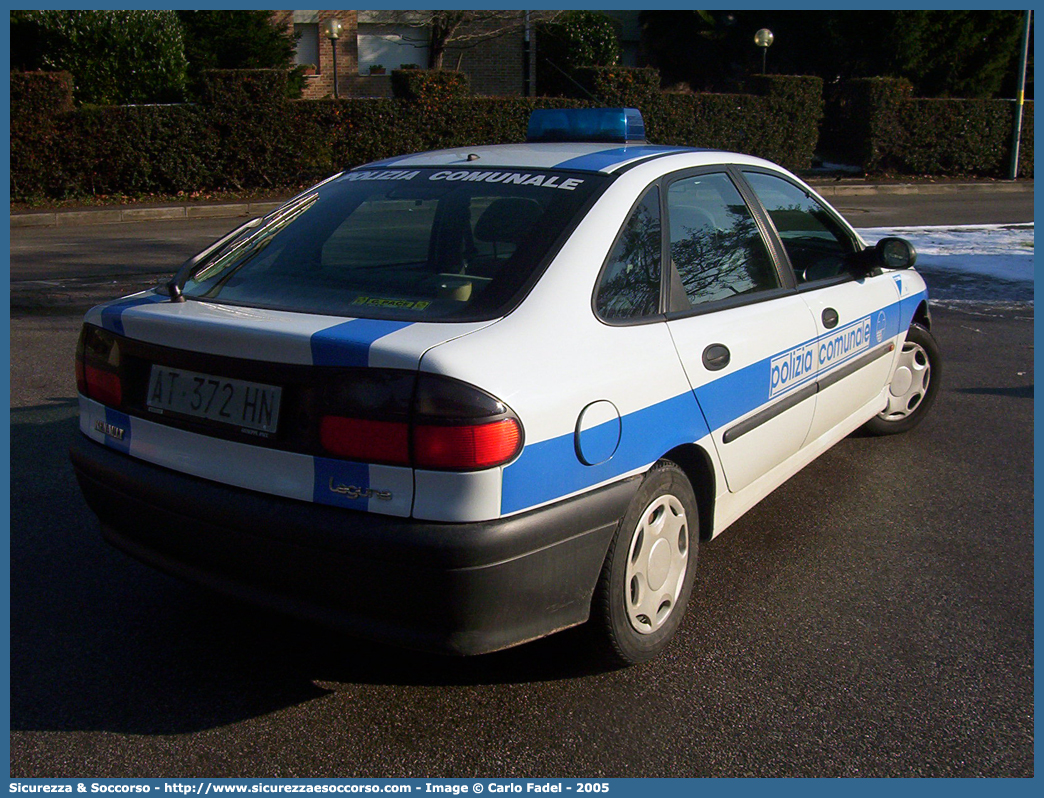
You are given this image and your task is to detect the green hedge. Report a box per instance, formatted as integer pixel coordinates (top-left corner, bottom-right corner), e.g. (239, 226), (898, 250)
(745, 75), (823, 170)
(10, 70), (74, 115)
(572, 66), (661, 107)
(9, 73), (822, 201)
(10, 72), (74, 199)
(645, 93), (815, 170)
(837, 77), (1033, 176)
(835, 78), (914, 172)
(58, 105), (217, 198)
(289, 97), (581, 185)
(1017, 106), (1033, 178)
(14, 68), (1030, 202)
(202, 69), (297, 188)
(560, 69), (823, 170)
(901, 99), (1033, 177)
(11, 10), (187, 105)
(389, 69), (470, 101)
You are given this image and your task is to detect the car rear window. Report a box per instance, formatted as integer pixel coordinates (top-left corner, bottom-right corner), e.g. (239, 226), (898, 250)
(181, 167), (610, 321)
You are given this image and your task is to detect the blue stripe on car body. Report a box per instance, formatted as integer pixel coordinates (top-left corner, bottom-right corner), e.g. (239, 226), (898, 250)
(310, 319), (413, 367)
(576, 416), (622, 465)
(900, 288), (928, 330)
(554, 145), (698, 173)
(503, 295), (917, 515)
(501, 391), (710, 515)
(313, 457), (370, 509)
(696, 297), (904, 431)
(99, 293), (167, 336)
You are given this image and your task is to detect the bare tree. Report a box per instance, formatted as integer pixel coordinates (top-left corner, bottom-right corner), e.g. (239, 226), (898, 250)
(376, 10), (561, 69)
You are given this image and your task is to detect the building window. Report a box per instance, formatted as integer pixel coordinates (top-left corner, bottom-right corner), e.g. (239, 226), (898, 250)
(357, 23), (429, 73)
(294, 23), (320, 70)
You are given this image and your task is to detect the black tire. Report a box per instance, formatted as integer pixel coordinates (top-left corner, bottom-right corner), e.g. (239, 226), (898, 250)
(862, 323), (941, 436)
(590, 460), (699, 666)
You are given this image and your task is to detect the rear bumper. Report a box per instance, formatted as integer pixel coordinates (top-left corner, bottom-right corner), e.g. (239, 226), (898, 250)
(70, 436), (637, 655)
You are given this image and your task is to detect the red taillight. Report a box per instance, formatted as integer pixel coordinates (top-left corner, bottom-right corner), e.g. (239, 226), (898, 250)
(317, 372), (524, 471)
(85, 364), (123, 408)
(77, 325), (123, 408)
(320, 416), (409, 465)
(414, 419), (522, 470)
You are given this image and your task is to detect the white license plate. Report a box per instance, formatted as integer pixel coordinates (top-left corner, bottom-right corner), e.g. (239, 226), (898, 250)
(146, 366), (282, 434)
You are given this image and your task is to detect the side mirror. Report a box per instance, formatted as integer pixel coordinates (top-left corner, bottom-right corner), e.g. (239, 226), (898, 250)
(874, 236), (917, 270)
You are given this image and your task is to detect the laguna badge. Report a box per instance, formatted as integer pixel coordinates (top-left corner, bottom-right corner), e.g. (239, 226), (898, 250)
(328, 478), (392, 501)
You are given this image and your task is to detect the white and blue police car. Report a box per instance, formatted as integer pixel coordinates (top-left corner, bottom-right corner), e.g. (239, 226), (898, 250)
(71, 108), (940, 664)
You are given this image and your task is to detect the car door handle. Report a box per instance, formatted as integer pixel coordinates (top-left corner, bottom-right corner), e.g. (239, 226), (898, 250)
(702, 343), (731, 371)
(822, 307), (839, 329)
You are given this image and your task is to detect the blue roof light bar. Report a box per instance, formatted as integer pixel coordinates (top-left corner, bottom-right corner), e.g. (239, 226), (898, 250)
(526, 107), (647, 145)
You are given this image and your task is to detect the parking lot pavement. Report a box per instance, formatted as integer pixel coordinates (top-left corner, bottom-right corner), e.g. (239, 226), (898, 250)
(8, 301), (1033, 777)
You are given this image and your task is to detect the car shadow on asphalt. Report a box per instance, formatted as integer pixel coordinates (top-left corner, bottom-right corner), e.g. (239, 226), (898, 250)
(10, 405), (615, 736)
(955, 384), (1033, 399)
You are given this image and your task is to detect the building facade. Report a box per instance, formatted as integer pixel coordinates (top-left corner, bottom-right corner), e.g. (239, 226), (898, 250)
(273, 10), (537, 99)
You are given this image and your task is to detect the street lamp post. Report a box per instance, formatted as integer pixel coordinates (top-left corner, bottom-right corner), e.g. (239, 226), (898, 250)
(1008, 10), (1032, 180)
(323, 18), (343, 99)
(754, 28), (774, 74)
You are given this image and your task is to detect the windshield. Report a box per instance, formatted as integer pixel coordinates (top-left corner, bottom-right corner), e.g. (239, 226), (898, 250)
(181, 167), (610, 321)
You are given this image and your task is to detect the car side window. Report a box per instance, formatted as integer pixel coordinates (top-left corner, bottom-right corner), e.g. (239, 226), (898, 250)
(743, 171), (859, 284)
(666, 173), (779, 308)
(595, 187), (662, 320)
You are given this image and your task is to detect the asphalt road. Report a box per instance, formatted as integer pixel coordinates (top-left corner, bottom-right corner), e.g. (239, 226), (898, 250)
(828, 187), (1034, 227)
(8, 193), (1034, 777)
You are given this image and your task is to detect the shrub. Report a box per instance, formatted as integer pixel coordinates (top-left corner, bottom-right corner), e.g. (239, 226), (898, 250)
(9, 10), (187, 104)
(289, 96), (584, 184)
(202, 70), (295, 189)
(896, 98), (1033, 177)
(9, 70), (73, 116)
(836, 77), (913, 172)
(747, 75), (824, 171)
(645, 92), (819, 171)
(537, 11), (620, 97)
(10, 72), (74, 199)
(837, 77), (1033, 176)
(1, 69), (854, 200)
(11, 72), (828, 201)
(572, 66), (661, 107)
(602, 72), (824, 171)
(390, 69), (470, 101)
(177, 11), (304, 100)
(60, 106), (216, 197)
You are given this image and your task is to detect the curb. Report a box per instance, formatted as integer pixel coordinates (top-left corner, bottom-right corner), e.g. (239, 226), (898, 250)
(809, 180), (1034, 198)
(10, 181), (1034, 228)
(11, 200), (286, 229)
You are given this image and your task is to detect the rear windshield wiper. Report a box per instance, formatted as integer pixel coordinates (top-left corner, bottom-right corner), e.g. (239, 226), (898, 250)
(163, 216), (264, 301)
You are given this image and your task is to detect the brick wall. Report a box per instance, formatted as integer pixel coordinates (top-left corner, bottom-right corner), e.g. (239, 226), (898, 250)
(446, 16), (534, 96)
(272, 10), (358, 99)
